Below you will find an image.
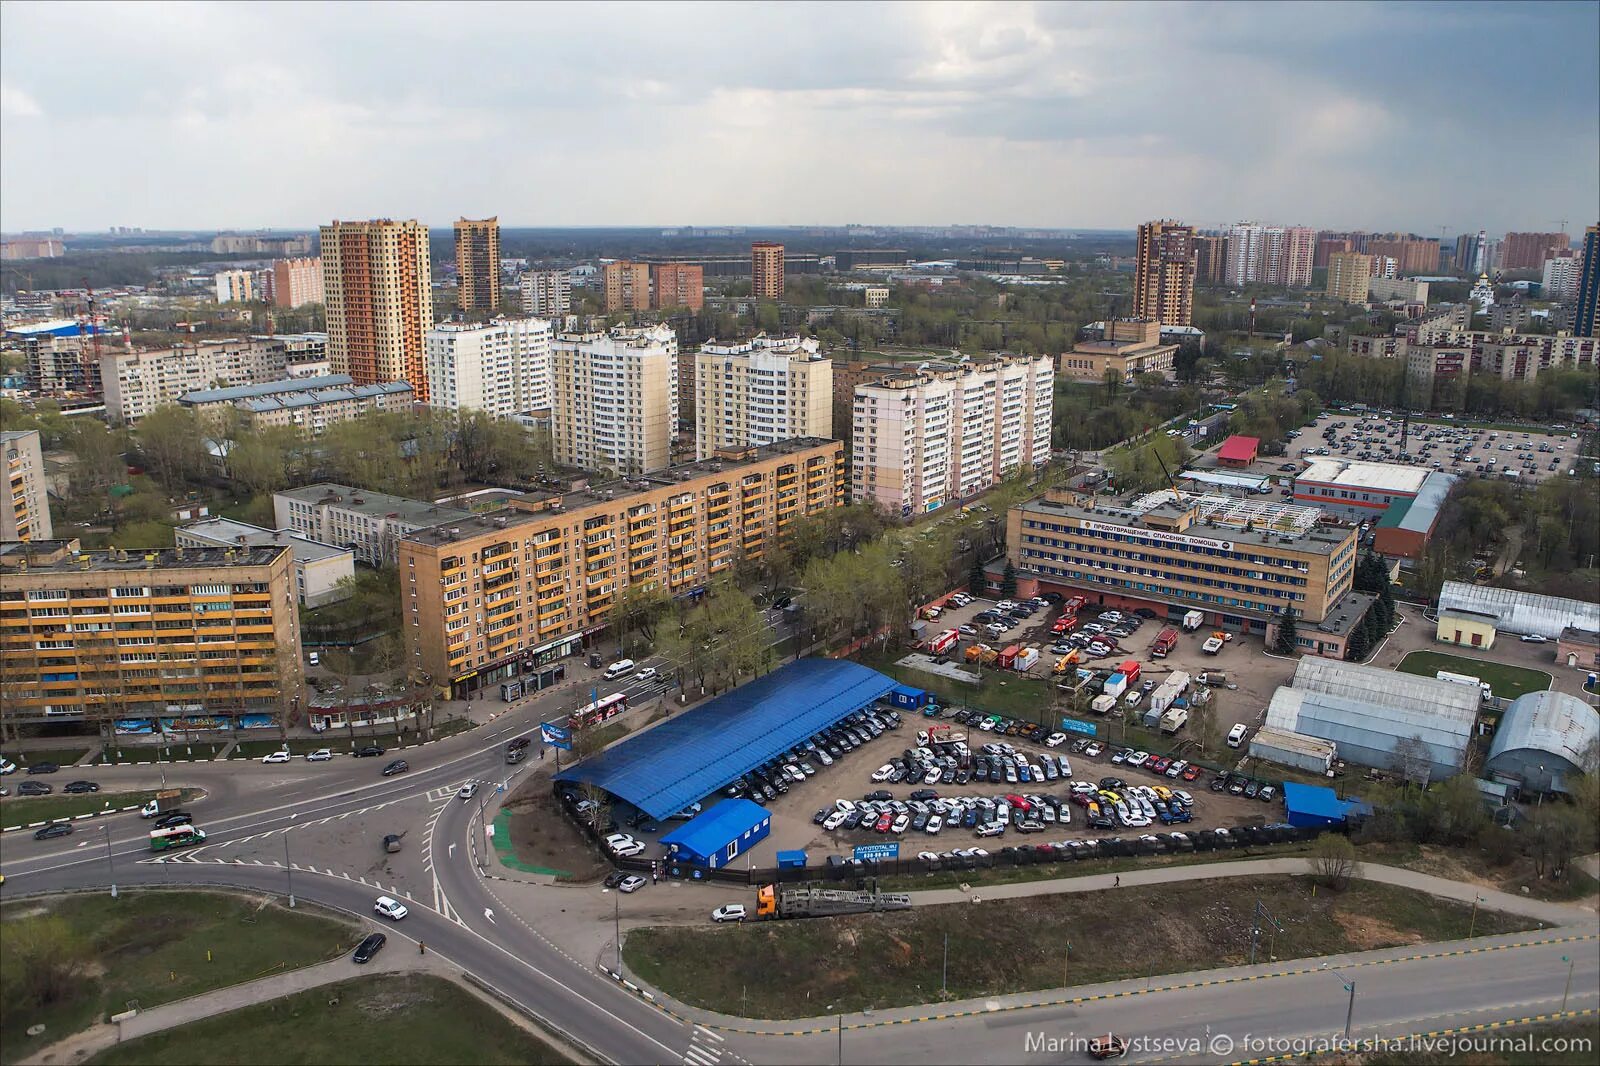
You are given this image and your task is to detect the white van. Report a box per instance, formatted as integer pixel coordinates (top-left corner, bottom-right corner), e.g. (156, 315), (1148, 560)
(1226, 723), (1248, 748)
(603, 658), (635, 680)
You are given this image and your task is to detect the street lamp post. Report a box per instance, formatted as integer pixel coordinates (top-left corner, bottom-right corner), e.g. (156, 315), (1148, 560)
(1561, 955), (1575, 1014)
(285, 815), (296, 908)
(614, 891), (622, 974)
(1320, 963), (1357, 1041)
(1468, 894), (1484, 938)
(102, 824), (117, 898)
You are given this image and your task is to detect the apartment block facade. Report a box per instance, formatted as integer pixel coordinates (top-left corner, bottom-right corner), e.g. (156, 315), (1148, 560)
(274, 484), (471, 566)
(214, 269), (257, 304)
(2, 430), (52, 542)
(1576, 225), (1600, 338)
(651, 262), (705, 311)
(752, 242), (785, 300)
(1193, 235), (1228, 284)
(321, 219), (435, 402)
(851, 355), (1053, 517)
(602, 261), (651, 312)
(101, 338), (322, 424)
(1364, 235), (1440, 275)
(1224, 223), (1314, 287)
(1325, 252), (1374, 303)
(179, 375), (413, 435)
(550, 325), (679, 475)
(0, 540), (303, 729)
(1501, 231), (1570, 272)
(694, 336), (832, 458)
(520, 269), (572, 318)
(454, 217), (502, 312)
(398, 438), (845, 697)
(1543, 254), (1580, 300)
(1133, 220), (1196, 326)
(271, 257), (325, 307)
(425, 318), (552, 417)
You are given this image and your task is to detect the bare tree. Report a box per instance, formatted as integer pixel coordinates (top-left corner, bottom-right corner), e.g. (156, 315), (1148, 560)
(1392, 734), (1433, 790)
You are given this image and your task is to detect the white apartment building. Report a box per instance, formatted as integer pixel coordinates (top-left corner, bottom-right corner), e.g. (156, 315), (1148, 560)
(2, 429), (53, 541)
(424, 318), (553, 418)
(520, 270), (572, 318)
(1224, 223), (1314, 287)
(101, 338), (310, 423)
(851, 355), (1054, 517)
(215, 269), (257, 303)
(1543, 255), (1581, 301)
(273, 484), (471, 566)
(550, 324), (678, 474)
(694, 335), (832, 458)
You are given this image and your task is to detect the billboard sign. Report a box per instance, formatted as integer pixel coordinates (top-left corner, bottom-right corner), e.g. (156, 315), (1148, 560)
(1060, 717), (1098, 737)
(853, 842), (900, 862)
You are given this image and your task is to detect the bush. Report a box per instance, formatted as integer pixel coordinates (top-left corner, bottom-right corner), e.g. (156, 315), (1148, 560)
(1309, 833), (1360, 890)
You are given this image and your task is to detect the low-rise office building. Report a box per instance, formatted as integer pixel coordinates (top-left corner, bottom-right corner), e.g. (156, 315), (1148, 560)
(1007, 487), (1358, 634)
(274, 484), (471, 566)
(1055, 318), (1178, 382)
(1291, 458), (1435, 518)
(175, 518), (355, 607)
(400, 438), (844, 698)
(0, 539), (304, 731)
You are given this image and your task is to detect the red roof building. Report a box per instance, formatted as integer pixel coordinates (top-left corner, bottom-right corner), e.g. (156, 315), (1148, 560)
(1216, 435), (1260, 467)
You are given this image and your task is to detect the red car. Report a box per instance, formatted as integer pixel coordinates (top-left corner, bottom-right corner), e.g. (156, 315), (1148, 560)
(1181, 763), (1203, 781)
(1148, 756), (1171, 775)
(1003, 793), (1032, 813)
(874, 812), (894, 833)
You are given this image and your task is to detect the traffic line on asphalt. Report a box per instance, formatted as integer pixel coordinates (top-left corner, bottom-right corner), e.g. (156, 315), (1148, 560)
(1225, 1007), (1600, 1065)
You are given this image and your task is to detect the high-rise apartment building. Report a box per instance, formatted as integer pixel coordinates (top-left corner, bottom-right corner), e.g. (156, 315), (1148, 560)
(851, 356), (1054, 517)
(1325, 252), (1374, 304)
(320, 219), (435, 402)
(1364, 235), (1440, 275)
(752, 241), (785, 300)
(1133, 220), (1196, 327)
(550, 325), (679, 475)
(1313, 237), (1352, 269)
(694, 336), (832, 458)
(602, 261), (651, 313)
(214, 269), (257, 304)
(1193, 235), (1228, 284)
(2, 430), (52, 542)
(271, 257), (325, 307)
(453, 217), (502, 312)
(0, 539), (303, 730)
(520, 269), (572, 318)
(1542, 254), (1581, 301)
(651, 262), (705, 311)
(1453, 231), (1486, 275)
(425, 318), (553, 417)
(1575, 225), (1600, 338)
(398, 439), (844, 698)
(1501, 231), (1570, 272)
(1225, 224), (1313, 286)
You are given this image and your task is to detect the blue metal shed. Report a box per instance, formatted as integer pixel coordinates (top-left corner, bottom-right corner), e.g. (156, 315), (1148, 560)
(776, 850), (808, 868)
(661, 799), (771, 868)
(553, 659), (896, 820)
(1281, 782), (1370, 828)
(888, 684), (930, 709)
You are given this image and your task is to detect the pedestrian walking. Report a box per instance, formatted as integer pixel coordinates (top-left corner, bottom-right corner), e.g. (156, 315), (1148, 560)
(1114, 875), (1120, 888)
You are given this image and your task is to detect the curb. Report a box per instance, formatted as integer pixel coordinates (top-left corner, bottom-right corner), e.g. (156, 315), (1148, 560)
(2, 803), (146, 833)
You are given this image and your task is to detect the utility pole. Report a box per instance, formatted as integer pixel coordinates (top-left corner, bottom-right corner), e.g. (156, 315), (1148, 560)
(1561, 955), (1575, 1014)
(614, 891), (622, 973)
(1468, 894), (1484, 938)
(103, 825), (117, 898)
(285, 815), (296, 908)
(941, 933), (948, 995)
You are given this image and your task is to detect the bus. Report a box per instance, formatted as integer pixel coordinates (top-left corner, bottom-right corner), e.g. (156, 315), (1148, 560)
(567, 692), (628, 730)
(149, 825), (207, 851)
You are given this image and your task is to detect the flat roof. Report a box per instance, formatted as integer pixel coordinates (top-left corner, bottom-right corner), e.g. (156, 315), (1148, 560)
(238, 381), (411, 412)
(0, 543), (286, 572)
(179, 374), (354, 404)
(553, 659), (896, 820)
(1015, 491), (1349, 553)
(178, 518), (350, 563)
(1178, 469), (1270, 491)
(274, 484), (472, 525)
(1297, 458), (1430, 494)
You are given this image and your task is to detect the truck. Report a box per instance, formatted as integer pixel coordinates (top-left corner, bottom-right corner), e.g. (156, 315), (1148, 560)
(927, 628), (960, 656)
(139, 789), (184, 819)
(755, 884), (913, 920)
(1150, 628), (1179, 658)
(1090, 694), (1119, 715)
(1435, 671), (1493, 703)
(1197, 671), (1226, 687)
(1102, 672), (1129, 699)
(1065, 595), (1088, 614)
(964, 643), (989, 664)
(998, 645), (1021, 670)
(1014, 647), (1040, 672)
(1202, 636), (1224, 655)
(1149, 671), (1190, 715)
(1181, 610), (1206, 632)
(1117, 659), (1141, 688)
(1160, 707), (1189, 734)
(979, 647), (1000, 667)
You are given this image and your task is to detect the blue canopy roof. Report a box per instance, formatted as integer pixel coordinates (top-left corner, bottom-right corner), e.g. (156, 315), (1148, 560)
(659, 799), (770, 861)
(554, 659), (896, 819)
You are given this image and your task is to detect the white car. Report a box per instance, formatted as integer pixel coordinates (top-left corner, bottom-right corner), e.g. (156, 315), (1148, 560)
(612, 841), (646, 858)
(305, 749), (332, 762)
(711, 904), (747, 923)
(636, 666), (661, 682)
(1125, 751), (1151, 768)
(976, 822), (1005, 838)
(458, 782), (479, 800)
(262, 750), (292, 764)
(1044, 732), (1068, 748)
(926, 815), (943, 834)
(604, 833), (639, 852)
(871, 764), (895, 783)
(0, 757), (17, 775)
(618, 875), (647, 893)
(823, 810), (849, 831)
(374, 896), (409, 921)
(891, 813), (911, 834)
(1519, 634), (1548, 644)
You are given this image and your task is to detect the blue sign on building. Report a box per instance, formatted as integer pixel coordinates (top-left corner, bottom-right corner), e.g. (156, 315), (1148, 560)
(853, 842), (900, 862)
(1060, 717), (1098, 737)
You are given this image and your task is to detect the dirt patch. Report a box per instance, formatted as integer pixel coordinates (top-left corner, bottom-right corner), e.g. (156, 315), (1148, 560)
(1332, 910), (1420, 950)
(502, 785), (609, 883)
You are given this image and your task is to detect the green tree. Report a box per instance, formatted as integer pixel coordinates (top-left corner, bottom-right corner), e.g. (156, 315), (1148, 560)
(1272, 607), (1299, 656)
(225, 428), (294, 498)
(0, 916), (90, 1008)
(1308, 833), (1360, 890)
(134, 404), (209, 489)
(968, 556), (987, 597)
(999, 561), (1018, 598)
(611, 581), (670, 657)
(65, 418), (125, 493)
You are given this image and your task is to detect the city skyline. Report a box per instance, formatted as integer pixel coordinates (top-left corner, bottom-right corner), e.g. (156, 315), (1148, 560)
(2, 1), (1595, 233)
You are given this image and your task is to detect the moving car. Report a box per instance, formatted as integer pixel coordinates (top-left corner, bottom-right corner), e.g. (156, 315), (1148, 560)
(154, 811), (194, 829)
(636, 666), (661, 683)
(63, 780), (99, 794)
(374, 896), (409, 921)
(458, 782), (479, 800)
(352, 932), (387, 964)
(617, 875), (647, 893)
(305, 749), (332, 762)
(262, 750), (292, 764)
(34, 822), (73, 840)
(381, 759), (409, 777)
(18, 780), (51, 795)
(354, 745), (386, 758)
(711, 904), (747, 923)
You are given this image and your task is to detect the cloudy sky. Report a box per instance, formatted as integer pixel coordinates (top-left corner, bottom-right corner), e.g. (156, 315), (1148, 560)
(2, 1), (1596, 234)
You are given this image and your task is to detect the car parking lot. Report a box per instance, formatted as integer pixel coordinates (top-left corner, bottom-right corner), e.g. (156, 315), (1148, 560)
(1273, 411), (1583, 485)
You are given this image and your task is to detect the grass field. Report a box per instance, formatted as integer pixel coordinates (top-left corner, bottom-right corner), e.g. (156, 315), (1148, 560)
(98, 743), (227, 764)
(0, 891), (357, 1065)
(1396, 651), (1552, 700)
(623, 876), (1536, 1019)
(7, 747), (91, 769)
(0, 789), (170, 826)
(88, 973), (573, 1066)
(857, 649), (1055, 722)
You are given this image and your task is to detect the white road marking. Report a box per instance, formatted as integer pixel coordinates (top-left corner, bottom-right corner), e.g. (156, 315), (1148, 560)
(695, 1027), (725, 1043)
(483, 907), (495, 923)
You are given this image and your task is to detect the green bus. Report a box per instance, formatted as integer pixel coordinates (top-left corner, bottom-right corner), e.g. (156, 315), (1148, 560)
(148, 825), (207, 851)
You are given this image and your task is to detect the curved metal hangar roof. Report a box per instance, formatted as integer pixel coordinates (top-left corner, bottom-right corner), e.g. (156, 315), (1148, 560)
(554, 659), (896, 820)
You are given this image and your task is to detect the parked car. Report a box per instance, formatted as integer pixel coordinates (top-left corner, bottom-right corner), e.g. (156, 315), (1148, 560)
(18, 780), (52, 795)
(262, 750), (292, 764)
(354, 745), (385, 758)
(711, 904), (747, 923)
(26, 762), (60, 775)
(352, 932), (387, 964)
(618, 875), (647, 893)
(305, 749), (332, 762)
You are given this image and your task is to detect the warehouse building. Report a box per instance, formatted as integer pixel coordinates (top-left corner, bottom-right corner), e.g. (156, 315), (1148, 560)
(1292, 459), (1439, 519)
(660, 799), (772, 869)
(554, 659), (895, 820)
(1371, 471), (1456, 559)
(1484, 691), (1599, 795)
(1007, 486), (1358, 633)
(1435, 582), (1600, 646)
(1265, 658), (1480, 782)
(1280, 782), (1372, 829)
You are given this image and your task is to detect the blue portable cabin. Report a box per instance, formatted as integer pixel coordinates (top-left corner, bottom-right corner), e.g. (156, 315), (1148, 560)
(660, 799), (771, 869)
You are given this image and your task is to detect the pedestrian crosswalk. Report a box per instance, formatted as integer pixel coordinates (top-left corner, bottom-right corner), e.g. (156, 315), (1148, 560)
(682, 1025), (724, 1066)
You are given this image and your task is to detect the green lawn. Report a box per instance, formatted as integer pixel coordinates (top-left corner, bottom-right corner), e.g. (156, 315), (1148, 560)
(8, 747), (91, 769)
(856, 649), (1055, 723)
(88, 973), (572, 1066)
(0, 789), (175, 827)
(623, 876), (1535, 1019)
(0, 891), (358, 1065)
(1396, 651), (1552, 700)
(98, 743), (227, 764)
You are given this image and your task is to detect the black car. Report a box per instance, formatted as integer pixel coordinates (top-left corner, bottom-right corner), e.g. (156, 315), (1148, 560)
(908, 788), (938, 801)
(353, 932), (388, 964)
(863, 789), (892, 802)
(603, 871), (629, 888)
(354, 745), (386, 758)
(1098, 777), (1126, 790)
(154, 811), (194, 829)
(843, 810), (865, 830)
(381, 759), (409, 777)
(26, 762), (59, 775)
(1209, 775), (1228, 793)
(63, 780), (100, 794)
(812, 809), (828, 826)
(18, 780), (52, 795)
(34, 822), (73, 840)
